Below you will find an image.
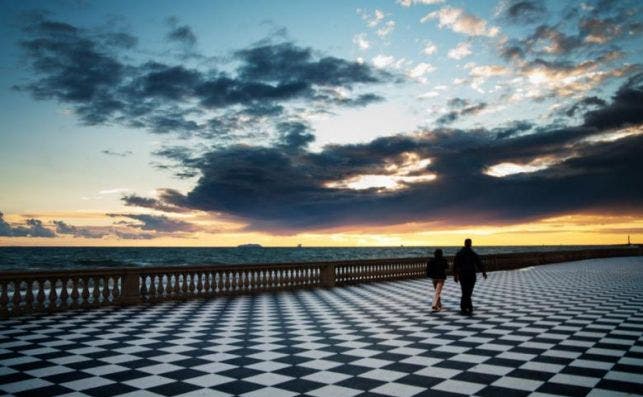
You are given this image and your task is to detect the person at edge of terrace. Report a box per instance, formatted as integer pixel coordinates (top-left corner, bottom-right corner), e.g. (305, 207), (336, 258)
(427, 249), (449, 312)
(453, 238), (487, 315)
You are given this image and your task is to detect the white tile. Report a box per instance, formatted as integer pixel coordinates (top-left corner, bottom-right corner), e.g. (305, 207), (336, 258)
(149, 353), (190, 363)
(414, 366), (461, 379)
(604, 371), (643, 385)
(343, 348), (380, 357)
(450, 353), (490, 364)
(389, 347), (425, 356)
(434, 345), (470, 354)
(97, 354), (138, 364)
(246, 360), (291, 372)
(1, 378), (52, 393)
(62, 376), (114, 391)
(433, 379), (486, 395)
(497, 352), (537, 361)
(542, 349), (582, 359)
(586, 389), (638, 397)
(299, 359), (342, 370)
(492, 376), (544, 391)
(295, 350), (334, 359)
(370, 382), (426, 397)
(307, 385), (362, 397)
(123, 375), (174, 389)
(81, 364), (128, 376)
(302, 370), (352, 384)
(571, 359), (614, 370)
(244, 373), (294, 386)
(360, 368), (407, 382)
(0, 356), (40, 366)
(469, 364), (514, 376)
(240, 386), (298, 397)
(137, 363), (183, 375)
(353, 357), (396, 368)
(160, 345), (195, 353)
(519, 361), (565, 373)
(184, 373), (236, 387)
(248, 351), (287, 361)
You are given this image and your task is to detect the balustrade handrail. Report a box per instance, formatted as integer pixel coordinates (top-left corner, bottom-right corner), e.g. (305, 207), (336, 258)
(0, 246), (640, 318)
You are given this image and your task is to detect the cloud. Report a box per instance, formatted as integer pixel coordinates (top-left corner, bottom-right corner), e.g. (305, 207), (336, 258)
(397, 0), (444, 6)
(101, 149), (133, 157)
(448, 42), (472, 59)
(422, 41), (437, 55)
(53, 220), (108, 239)
(114, 230), (156, 240)
(353, 33), (370, 50)
(372, 54), (396, 69)
(497, 0), (547, 24)
(107, 213), (199, 233)
(422, 7), (500, 37)
(436, 97), (488, 124)
(15, 16), (392, 142)
(377, 21), (396, 38)
(563, 96), (607, 117)
(407, 62), (435, 81)
(150, 76), (643, 232)
(357, 8), (388, 29)
(166, 23), (197, 46)
(121, 191), (191, 213)
(0, 212), (56, 237)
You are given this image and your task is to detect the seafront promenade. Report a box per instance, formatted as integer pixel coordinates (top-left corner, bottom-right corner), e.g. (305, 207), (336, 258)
(1, 256), (642, 396)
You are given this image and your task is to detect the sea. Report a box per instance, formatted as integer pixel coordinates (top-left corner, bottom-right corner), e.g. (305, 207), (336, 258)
(0, 245), (620, 271)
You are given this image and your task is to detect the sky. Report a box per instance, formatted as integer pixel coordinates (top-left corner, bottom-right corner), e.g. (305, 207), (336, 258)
(1, 0), (642, 247)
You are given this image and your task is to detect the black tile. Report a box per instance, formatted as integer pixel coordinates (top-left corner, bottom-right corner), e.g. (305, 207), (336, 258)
(274, 378), (326, 394)
(15, 384), (74, 397)
(147, 381), (202, 396)
(84, 382), (137, 397)
(42, 370), (92, 384)
(476, 385), (530, 397)
(213, 379), (264, 395)
(536, 381), (591, 397)
(338, 375), (386, 391)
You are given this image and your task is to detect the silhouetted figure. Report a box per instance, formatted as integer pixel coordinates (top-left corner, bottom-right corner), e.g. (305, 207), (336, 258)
(427, 249), (449, 312)
(453, 238), (487, 315)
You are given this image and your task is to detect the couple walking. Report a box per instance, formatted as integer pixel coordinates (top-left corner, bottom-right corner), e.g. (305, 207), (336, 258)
(426, 238), (487, 315)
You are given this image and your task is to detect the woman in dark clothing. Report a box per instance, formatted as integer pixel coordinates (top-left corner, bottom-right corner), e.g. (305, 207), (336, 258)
(427, 249), (449, 312)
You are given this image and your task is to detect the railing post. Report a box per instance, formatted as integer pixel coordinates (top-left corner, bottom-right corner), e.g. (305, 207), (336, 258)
(120, 270), (141, 305)
(320, 264), (335, 288)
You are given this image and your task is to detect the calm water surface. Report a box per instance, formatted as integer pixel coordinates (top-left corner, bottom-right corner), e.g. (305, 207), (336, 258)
(0, 245), (620, 271)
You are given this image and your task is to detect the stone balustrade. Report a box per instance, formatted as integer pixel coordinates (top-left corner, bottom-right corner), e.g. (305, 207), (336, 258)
(0, 246), (640, 318)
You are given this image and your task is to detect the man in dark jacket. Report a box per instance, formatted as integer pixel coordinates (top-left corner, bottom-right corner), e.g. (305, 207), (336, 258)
(453, 238), (487, 315)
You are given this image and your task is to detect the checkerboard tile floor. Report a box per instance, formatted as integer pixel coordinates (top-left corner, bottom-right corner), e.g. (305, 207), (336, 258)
(1, 256), (642, 397)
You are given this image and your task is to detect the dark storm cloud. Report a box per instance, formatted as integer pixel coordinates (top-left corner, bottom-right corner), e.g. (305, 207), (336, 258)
(0, 212), (56, 237)
(564, 96), (607, 117)
(499, 0), (641, 69)
(121, 192), (190, 213)
(53, 220), (107, 239)
(106, 213), (199, 233)
(582, 74), (643, 129)
(436, 98), (488, 125)
(149, 76), (643, 232)
(16, 16), (391, 139)
(167, 26), (197, 46)
(235, 42), (385, 86)
(500, 0), (548, 24)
